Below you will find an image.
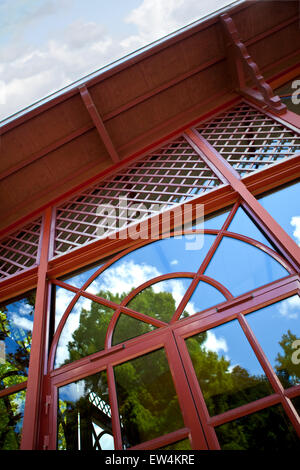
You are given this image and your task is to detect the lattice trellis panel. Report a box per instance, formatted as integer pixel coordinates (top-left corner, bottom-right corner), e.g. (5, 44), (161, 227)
(0, 217), (42, 280)
(196, 103), (300, 177)
(54, 136), (222, 257)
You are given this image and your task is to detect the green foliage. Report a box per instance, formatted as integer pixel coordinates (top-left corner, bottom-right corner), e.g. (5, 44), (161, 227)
(64, 287), (180, 364)
(0, 294), (35, 450)
(275, 329), (300, 387)
(59, 287), (299, 450)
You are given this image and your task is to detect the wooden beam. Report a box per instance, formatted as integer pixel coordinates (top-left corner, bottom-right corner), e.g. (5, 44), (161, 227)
(78, 85), (120, 163)
(220, 13), (287, 115)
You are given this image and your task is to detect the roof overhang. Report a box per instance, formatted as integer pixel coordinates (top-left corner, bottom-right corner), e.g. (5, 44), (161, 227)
(0, 0), (299, 232)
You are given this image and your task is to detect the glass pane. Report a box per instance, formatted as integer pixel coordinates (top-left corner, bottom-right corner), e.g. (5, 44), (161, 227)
(53, 286), (76, 332)
(258, 180), (300, 246)
(215, 405), (299, 450)
(193, 209), (230, 230)
(114, 348), (184, 448)
(86, 235), (216, 301)
(112, 315), (157, 346)
(60, 264), (101, 289)
(204, 236), (289, 297)
(228, 206), (273, 249)
(0, 390), (26, 449)
(126, 278), (192, 323)
(55, 297), (114, 368)
(186, 319), (272, 416)
(245, 295), (300, 388)
(180, 281), (226, 320)
(57, 370), (113, 450)
(0, 291), (35, 388)
(160, 438), (191, 450)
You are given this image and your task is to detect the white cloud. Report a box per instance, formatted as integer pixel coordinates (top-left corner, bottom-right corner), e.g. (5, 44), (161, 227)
(55, 295), (93, 366)
(18, 302), (33, 316)
(0, 19), (117, 120)
(11, 313), (33, 332)
(291, 216), (300, 246)
(122, 0), (235, 50)
(203, 330), (228, 355)
(0, 0), (235, 121)
(88, 260), (161, 296)
(277, 295), (300, 320)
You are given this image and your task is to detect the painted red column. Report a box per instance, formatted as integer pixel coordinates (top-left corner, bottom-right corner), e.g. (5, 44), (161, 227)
(20, 207), (52, 449)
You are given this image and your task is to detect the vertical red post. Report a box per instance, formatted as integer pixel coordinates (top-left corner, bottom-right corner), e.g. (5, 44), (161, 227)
(20, 207), (52, 450)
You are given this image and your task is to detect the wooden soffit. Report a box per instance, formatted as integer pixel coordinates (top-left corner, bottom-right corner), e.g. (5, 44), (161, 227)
(0, 0), (299, 231)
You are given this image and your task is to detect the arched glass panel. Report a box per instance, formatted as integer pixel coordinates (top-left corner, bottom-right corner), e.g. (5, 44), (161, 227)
(126, 278), (193, 323)
(245, 295), (300, 388)
(53, 286), (76, 332)
(112, 315), (157, 346)
(227, 206), (273, 249)
(55, 297), (114, 368)
(193, 208), (231, 230)
(61, 265), (101, 289)
(86, 234), (216, 301)
(179, 281), (227, 320)
(258, 180), (300, 246)
(204, 236), (289, 297)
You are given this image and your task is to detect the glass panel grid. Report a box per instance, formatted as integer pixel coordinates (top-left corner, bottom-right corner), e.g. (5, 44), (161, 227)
(196, 103), (300, 177)
(50, 203), (299, 449)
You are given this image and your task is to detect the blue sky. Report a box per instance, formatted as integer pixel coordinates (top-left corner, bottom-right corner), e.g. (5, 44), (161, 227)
(0, 0), (238, 121)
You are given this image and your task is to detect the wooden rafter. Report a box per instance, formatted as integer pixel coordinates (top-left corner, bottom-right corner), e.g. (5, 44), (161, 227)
(220, 13), (287, 115)
(78, 85), (120, 163)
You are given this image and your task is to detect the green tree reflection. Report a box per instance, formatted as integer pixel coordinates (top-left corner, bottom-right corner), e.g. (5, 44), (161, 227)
(60, 288), (299, 450)
(275, 329), (300, 387)
(0, 292), (35, 450)
(65, 287), (179, 363)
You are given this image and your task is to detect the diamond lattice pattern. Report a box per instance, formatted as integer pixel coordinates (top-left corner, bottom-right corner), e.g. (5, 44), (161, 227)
(54, 136), (221, 256)
(196, 103), (300, 176)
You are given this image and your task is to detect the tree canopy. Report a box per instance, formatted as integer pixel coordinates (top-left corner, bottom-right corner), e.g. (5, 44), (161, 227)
(58, 287), (299, 450)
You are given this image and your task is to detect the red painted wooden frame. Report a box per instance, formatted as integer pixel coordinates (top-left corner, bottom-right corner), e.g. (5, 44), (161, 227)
(42, 206), (299, 449)
(1, 94), (299, 450)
